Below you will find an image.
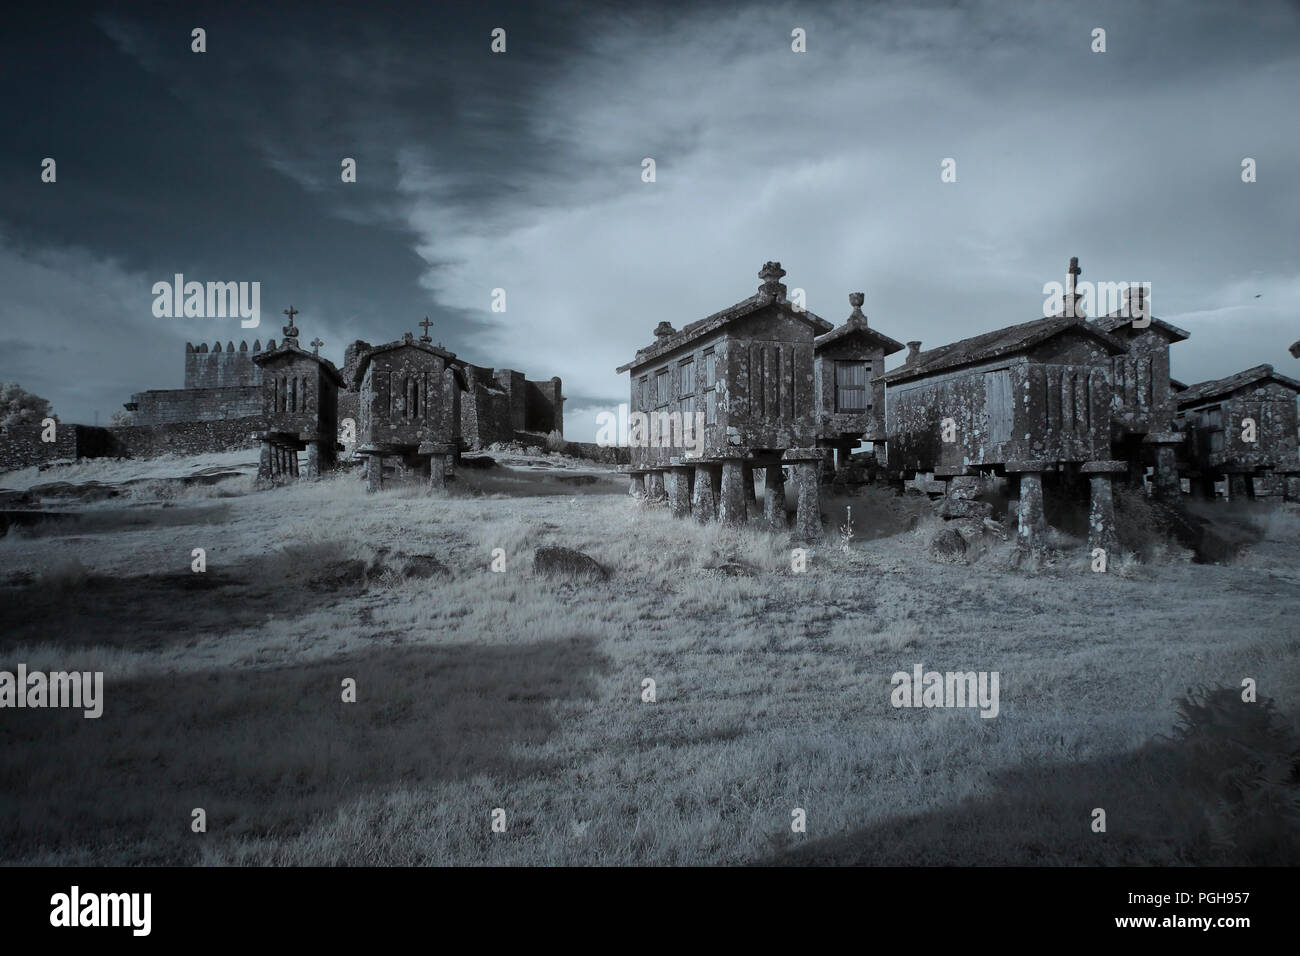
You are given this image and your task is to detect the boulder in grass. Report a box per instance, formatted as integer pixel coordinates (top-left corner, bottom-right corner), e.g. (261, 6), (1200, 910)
(309, 559), (369, 592)
(929, 528), (967, 561)
(533, 546), (609, 582)
(401, 554), (451, 580)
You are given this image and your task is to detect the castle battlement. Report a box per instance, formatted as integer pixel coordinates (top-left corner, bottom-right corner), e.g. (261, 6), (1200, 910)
(184, 339), (266, 388)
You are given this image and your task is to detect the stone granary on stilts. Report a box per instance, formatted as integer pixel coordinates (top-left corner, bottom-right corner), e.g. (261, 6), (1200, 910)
(878, 258), (1129, 553)
(1089, 285), (1190, 498)
(813, 292), (905, 480)
(1174, 364), (1300, 500)
(253, 307), (345, 483)
(350, 324), (470, 493)
(615, 261), (833, 539)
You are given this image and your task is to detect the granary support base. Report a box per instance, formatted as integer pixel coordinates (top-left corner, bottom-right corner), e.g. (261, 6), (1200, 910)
(670, 466), (693, 518)
(1088, 474), (1119, 557)
(692, 464), (717, 522)
(1017, 472), (1046, 548)
(647, 470), (666, 502)
(365, 453), (383, 493)
(764, 464), (787, 531)
(719, 459), (747, 526)
(793, 461), (821, 541)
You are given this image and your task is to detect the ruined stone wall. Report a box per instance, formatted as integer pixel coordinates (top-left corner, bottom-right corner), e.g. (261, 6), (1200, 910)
(461, 365), (515, 448)
(185, 341), (264, 388)
(337, 389), (359, 433)
(494, 369), (527, 432)
(524, 377), (562, 434)
(130, 387), (262, 425)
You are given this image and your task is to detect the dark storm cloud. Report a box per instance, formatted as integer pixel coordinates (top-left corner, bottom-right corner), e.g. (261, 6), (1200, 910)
(0, 0), (1296, 437)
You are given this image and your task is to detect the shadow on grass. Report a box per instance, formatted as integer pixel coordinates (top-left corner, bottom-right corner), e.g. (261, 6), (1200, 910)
(0, 542), (416, 652)
(0, 635), (608, 864)
(764, 689), (1300, 867)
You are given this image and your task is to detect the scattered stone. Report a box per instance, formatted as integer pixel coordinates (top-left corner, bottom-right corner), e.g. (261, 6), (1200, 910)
(707, 561), (758, 577)
(937, 497), (993, 519)
(533, 546), (609, 582)
(400, 554), (451, 579)
(929, 528), (967, 560)
(309, 559), (368, 592)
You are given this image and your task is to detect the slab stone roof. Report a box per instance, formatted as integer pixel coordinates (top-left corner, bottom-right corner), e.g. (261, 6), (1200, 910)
(1092, 311), (1190, 342)
(1176, 363), (1300, 407)
(878, 313), (1126, 385)
(616, 262), (833, 373)
(251, 340), (345, 387)
(349, 332), (468, 390)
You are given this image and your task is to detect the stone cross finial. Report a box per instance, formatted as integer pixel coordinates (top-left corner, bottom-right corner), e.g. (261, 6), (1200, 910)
(310, 337), (324, 355)
(1063, 257), (1085, 318)
(282, 305), (300, 342)
(418, 316), (434, 343)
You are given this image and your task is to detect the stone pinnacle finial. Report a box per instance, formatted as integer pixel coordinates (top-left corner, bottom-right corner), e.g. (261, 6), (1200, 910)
(848, 291), (867, 326)
(282, 305), (300, 343)
(418, 316), (434, 343)
(758, 261), (787, 300)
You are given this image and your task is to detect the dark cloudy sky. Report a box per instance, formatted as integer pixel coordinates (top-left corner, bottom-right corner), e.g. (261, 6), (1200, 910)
(2, 0), (1297, 438)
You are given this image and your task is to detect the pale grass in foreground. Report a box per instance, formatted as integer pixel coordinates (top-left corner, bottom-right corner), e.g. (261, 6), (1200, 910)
(2, 467), (1298, 865)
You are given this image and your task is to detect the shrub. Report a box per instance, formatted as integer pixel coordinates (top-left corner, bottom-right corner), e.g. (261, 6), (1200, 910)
(1166, 685), (1300, 864)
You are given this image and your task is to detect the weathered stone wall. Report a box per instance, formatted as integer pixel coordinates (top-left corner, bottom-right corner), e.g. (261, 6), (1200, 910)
(0, 418), (263, 473)
(525, 377), (563, 434)
(461, 365), (515, 448)
(130, 386), (262, 425)
(887, 358), (1112, 474)
(815, 340), (885, 441)
(1108, 328), (1177, 434)
(495, 369), (527, 432)
(359, 347), (461, 450)
(1181, 381), (1300, 473)
(258, 353), (338, 442)
(184, 341), (264, 388)
(337, 389), (359, 432)
(107, 418), (264, 457)
(0, 424), (82, 472)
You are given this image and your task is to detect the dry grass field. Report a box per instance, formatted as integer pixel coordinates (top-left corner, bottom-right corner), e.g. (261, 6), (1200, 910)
(2, 451), (1298, 866)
